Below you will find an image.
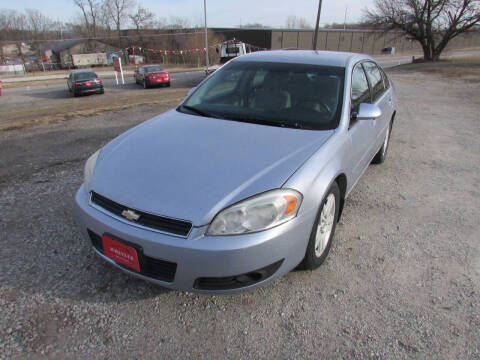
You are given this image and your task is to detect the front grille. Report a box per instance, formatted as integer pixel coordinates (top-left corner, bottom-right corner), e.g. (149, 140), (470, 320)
(90, 192), (192, 237)
(87, 229), (177, 282)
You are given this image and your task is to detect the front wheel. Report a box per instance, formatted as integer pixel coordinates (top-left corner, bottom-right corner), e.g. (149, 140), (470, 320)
(299, 182), (340, 270)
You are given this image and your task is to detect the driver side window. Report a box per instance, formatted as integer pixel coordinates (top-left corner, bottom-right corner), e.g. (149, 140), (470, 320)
(351, 64), (370, 115)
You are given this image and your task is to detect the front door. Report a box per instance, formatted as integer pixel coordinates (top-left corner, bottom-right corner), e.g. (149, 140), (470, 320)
(347, 63), (377, 184)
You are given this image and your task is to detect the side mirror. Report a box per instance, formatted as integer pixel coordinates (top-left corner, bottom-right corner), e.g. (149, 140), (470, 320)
(354, 103), (382, 120)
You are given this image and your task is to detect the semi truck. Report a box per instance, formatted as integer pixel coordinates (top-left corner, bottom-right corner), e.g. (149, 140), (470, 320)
(207, 40), (253, 75)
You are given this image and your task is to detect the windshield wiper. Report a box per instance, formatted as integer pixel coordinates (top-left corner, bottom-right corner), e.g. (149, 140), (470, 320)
(223, 114), (306, 129)
(179, 104), (220, 119)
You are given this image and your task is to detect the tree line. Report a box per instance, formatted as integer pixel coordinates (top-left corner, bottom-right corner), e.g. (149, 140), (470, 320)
(0, 1), (200, 44)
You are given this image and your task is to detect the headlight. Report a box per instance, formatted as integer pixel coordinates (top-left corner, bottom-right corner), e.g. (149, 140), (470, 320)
(207, 189), (303, 236)
(84, 149), (101, 192)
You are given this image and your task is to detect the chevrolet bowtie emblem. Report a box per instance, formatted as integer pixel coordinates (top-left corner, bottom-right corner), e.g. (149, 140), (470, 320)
(121, 209), (140, 221)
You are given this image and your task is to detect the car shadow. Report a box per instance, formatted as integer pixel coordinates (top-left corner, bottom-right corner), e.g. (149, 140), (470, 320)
(27, 88), (73, 99)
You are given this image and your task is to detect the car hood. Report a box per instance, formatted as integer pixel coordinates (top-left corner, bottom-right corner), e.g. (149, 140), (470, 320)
(91, 110), (333, 226)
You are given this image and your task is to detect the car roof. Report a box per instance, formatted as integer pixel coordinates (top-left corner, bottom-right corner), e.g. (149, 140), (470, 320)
(234, 50), (373, 68)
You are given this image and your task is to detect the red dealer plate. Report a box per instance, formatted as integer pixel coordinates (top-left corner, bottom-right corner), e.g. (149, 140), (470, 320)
(102, 235), (140, 272)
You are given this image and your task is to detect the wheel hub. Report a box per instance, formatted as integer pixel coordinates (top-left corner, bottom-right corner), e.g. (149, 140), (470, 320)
(315, 193), (335, 257)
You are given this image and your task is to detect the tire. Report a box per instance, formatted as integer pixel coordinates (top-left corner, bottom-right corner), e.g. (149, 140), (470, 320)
(99, 88), (104, 94)
(372, 120), (392, 164)
(299, 182), (340, 270)
(143, 80), (148, 89)
(165, 82), (171, 87)
(73, 91), (80, 97)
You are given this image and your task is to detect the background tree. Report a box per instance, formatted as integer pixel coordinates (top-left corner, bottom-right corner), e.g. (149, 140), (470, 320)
(105, 0), (135, 38)
(129, 5), (155, 30)
(365, 0), (480, 61)
(286, 15), (312, 29)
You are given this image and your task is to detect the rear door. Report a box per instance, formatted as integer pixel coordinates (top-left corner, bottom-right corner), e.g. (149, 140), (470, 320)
(362, 61), (392, 151)
(347, 62), (377, 183)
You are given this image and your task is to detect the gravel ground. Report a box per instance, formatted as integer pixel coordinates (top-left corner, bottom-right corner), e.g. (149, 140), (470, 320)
(0, 68), (479, 359)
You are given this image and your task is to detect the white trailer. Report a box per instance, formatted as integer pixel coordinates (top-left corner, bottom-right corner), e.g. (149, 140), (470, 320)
(72, 53), (108, 67)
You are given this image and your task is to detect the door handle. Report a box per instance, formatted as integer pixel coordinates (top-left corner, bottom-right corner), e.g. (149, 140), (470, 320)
(388, 98), (392, 106)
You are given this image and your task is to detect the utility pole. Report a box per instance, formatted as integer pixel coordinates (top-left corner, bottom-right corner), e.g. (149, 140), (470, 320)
(312, 0), (323, 50)
(204, 0), (209, 75)
(343, 5), (348, 30)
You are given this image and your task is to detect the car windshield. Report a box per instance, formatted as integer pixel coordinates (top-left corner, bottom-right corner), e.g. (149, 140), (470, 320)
(179, 61), (345, 130)
(74, 72), (96, 81)
(145, 66), (163, 73)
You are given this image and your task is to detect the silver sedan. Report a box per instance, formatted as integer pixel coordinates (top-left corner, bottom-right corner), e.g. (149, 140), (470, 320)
(74, 50), (397, 293)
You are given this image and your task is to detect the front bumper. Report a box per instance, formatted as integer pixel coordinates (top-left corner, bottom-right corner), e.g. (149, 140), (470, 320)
(74, 185), (315, 293)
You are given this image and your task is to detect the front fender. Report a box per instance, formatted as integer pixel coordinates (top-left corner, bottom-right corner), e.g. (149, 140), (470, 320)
(283, 131), (350, 221)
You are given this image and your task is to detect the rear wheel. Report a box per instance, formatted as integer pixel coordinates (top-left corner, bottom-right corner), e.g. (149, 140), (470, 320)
(299, 182), (340, 270)
(372, 120), (392, 164)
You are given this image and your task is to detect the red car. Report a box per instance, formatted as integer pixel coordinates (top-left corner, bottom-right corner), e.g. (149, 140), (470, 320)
(134, 65), (170, 88)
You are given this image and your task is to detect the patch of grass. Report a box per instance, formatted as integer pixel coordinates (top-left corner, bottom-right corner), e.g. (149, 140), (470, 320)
(0, 88), (189, 131)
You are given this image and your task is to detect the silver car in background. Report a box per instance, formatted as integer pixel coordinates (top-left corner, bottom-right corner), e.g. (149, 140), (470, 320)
(74, 50), (397, 293)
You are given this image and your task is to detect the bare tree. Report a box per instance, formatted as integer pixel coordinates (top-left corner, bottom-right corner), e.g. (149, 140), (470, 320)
(286, 15), (297, 28)
(129, 5), (155, 30)
(286, 15), (312, 29)
(297, 17), (312, 29)
(73, 0), (101, 38)
(25, 8), (52, 39)
(166, 16), (191, 29)
(98, 1), (113, 31)
(105, 0), (135, 37)
(73, 0), (91, 36)
(365, 0), (480, 61)
(87, 0), (100, 37)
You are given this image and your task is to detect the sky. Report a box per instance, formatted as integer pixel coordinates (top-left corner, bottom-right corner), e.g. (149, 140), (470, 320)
(1, 0), (376, 28)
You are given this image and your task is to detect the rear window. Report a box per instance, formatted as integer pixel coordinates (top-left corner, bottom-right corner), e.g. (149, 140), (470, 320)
(145, 66), (163, 73)
(74, 72), (97, 81)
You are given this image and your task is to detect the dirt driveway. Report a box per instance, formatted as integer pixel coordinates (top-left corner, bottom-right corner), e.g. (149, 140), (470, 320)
(0, 64), (479, 359)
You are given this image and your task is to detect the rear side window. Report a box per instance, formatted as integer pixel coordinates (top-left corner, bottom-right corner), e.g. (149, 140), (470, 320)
(362, 62), (385, 102)
(351, 64), (370, 114)
(146, 65), (163, 72)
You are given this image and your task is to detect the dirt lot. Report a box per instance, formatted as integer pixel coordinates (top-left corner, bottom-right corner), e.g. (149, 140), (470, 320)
(0, 63), (479, 359)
